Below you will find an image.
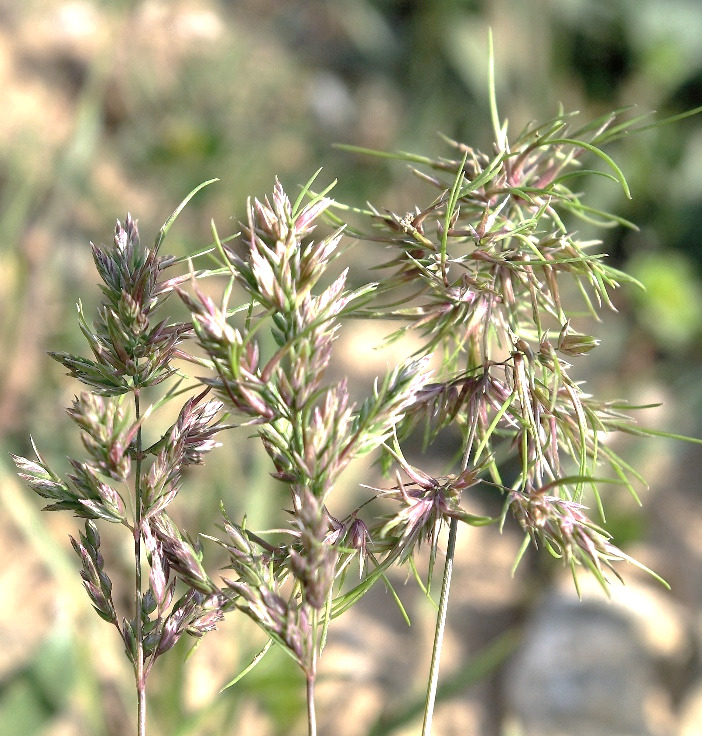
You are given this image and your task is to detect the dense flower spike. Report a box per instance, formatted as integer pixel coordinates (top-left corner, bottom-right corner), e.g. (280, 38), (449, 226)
(67, 393), (136, 481)
(189, 179), (440, 704)
(508, 482), (632, 592)
(182, 150), (673, 732)
(216, 516), (315, 672)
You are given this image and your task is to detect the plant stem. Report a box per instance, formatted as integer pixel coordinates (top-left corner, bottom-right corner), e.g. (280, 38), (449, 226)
(306, 609), (319, 736)
(306, 673), (317, 736)
(421, 516), (458, 736)
(134, 391), (146, 736)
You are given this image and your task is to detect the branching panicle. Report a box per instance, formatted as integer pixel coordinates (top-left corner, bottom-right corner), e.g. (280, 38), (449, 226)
(14, 194), (227, 735)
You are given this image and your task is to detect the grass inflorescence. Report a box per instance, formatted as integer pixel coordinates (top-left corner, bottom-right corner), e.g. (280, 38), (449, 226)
(13, 71), (702, 735)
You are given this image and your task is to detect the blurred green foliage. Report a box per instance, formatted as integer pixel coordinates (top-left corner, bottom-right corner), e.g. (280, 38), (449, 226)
(629, 250), (702, 352)
(0, 627), (75, 736)
(1, 0), (700, 734)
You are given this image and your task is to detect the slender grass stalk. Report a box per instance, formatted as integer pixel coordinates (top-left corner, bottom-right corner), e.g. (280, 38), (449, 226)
(421, 516), (458, 736)
(134, 390), (146, 736)
(306, 671), (317, 736)
(422, 424), (475, 732)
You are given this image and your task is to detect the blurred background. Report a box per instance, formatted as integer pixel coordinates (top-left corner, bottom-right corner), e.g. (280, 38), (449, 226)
(1, 1), (701, 734)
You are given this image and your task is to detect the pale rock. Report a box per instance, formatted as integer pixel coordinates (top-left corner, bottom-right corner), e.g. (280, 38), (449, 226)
(502, 576), (686, 736)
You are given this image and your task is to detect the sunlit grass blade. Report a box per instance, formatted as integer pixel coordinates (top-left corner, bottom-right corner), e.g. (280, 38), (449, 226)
(220, 639), (274, 692)
(155, 178), (219, 253)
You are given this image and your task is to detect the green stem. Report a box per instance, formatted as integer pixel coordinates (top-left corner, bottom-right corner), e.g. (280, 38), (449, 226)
(421, 516), (458, 736)
(134, 391), (146, 736)
(306, 607), (319, 736)
(306, 673), (317, 736)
